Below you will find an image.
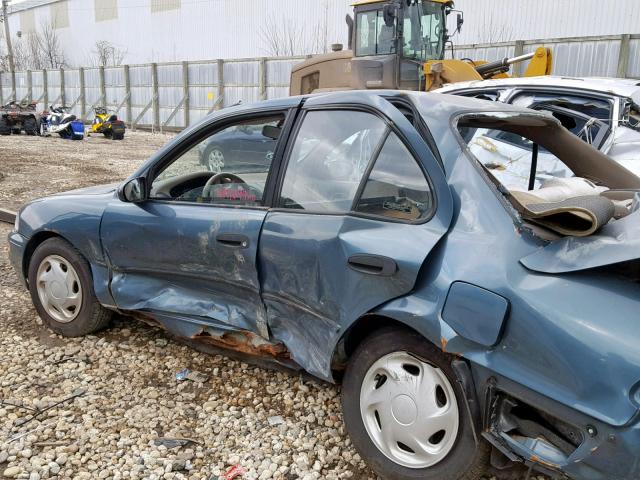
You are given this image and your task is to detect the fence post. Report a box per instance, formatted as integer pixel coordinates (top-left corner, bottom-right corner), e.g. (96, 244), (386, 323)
(43, 69), (48, 108)
(0, 72), (3, 106)
(60, 68), (66, 106)
(123, 64), (132, 126)
(617, 34), (631, 78)
(10, 69), (16, 102)
(79, 67), (86, 119)
(182, 61), (190, 127)
(26, 70), (32, 102)
(217, 59), (224, 110)
(259, 57), (267, 100)
(513, 40), (525, 77)
(99, 66), (106, 107)
(151, 62), (159, 130)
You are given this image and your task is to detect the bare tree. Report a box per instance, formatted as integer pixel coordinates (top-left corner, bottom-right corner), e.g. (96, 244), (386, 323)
(1, 20), (68, 71)
(90, 40), (127, 67)
(260, 0), (331, 56)
(473, 9), (514, 44)
(37, 20), (67, 68)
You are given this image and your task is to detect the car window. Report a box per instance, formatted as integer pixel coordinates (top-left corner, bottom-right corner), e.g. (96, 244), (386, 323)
(356, 9), (396, 56)
(457, 89), (504, 102)
(150, 115), (284, 206)
(510, 92), (612, 150)
(512, 91), (612, 122)
(355, 132), (433, 221)
(280, 110), (387, 212)
(460, 126), (574, 191)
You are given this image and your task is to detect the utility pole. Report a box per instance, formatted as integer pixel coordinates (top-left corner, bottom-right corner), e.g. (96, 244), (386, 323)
(1, 0), (16, 101)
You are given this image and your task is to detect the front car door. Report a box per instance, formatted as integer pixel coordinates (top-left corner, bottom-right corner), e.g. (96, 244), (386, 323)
(258, 93), (453, 379)
(101, 109), (293, 339)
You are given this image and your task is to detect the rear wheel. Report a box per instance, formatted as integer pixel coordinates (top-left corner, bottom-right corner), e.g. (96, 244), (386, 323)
(341, 327), (489, 480)
(28, 238), (111, 337)
(24, 116), (38, 135)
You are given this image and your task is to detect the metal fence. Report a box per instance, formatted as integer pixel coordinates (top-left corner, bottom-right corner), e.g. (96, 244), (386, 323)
(0, 33), (638, 131)
(0, 56), (305, 131)
(447, 34), (640, 79)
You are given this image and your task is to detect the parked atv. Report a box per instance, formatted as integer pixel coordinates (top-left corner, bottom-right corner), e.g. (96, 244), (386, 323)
(41, 106), (85, 140)
(0, 101), (41, 136)
(91, 107), (125, 140)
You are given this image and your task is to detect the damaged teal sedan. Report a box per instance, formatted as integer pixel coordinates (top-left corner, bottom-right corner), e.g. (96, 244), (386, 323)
(8, 91), (640, 480)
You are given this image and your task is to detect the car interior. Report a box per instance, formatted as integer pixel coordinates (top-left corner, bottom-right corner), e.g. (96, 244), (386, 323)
(458, 113), (640, 238)
(149, 116), (285, 207)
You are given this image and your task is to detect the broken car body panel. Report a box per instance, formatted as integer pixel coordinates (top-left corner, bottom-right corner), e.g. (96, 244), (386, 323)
(9, 91), (640, 479)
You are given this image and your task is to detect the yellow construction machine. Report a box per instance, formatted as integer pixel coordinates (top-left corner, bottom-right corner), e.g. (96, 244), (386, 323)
(290, 0), (552, 95)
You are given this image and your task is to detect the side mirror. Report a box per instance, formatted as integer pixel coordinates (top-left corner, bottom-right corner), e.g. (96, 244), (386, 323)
(262, 125), (281, 140)
(119, 177), (147, 203)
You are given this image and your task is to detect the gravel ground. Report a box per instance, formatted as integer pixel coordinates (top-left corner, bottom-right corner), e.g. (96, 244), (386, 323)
(0, 132), (542, 480)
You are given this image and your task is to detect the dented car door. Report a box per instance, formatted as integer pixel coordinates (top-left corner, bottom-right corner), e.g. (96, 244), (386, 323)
(101, 111), (291, 338)
(257, 94), (453, 379)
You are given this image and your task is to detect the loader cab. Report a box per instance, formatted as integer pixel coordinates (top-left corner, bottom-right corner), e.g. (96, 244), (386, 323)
(354, 0), (447, 62)
(289, 0), (456, 95)
(351, 0), (449, 90)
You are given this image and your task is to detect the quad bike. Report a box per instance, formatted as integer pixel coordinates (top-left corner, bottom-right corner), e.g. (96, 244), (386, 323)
(41, 106), (85, 140)
(0, 101), (41, 136)
(91, 107), (126, 140)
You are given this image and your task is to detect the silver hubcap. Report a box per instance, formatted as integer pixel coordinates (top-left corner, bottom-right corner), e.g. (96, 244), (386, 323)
(208, 149), (225, 173)
(36, 255), (82, 323)
(360, 351), (459, 469)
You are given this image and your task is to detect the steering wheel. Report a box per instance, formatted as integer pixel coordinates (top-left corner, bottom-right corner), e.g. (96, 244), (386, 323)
(202, 172), (246, 198)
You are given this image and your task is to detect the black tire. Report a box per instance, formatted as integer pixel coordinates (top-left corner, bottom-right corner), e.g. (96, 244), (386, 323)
(0, 117), (10, 135)
(111, 132), (124, 140)
(23, 116), (38, 135)
(342, 327), (489, 480)
(28, 237), (112, 337)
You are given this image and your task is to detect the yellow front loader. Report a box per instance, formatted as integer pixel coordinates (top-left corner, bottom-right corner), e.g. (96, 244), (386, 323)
(290, 0), (552, 95)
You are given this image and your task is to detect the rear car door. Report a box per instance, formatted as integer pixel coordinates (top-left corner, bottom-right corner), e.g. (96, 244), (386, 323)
(257, 94), (453, 379)
(101, 110), (292, 338)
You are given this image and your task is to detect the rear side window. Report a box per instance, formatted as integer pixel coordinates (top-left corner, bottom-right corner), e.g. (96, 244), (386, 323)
(355, 133), (432, 221)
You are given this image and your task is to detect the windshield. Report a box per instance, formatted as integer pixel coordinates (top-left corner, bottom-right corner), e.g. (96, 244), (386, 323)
(355, 1), (445, 61)
(403, 1), (445, 61)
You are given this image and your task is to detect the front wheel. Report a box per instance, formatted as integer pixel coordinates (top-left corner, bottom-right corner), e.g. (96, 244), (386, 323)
(341, 327), (489, 480)
(28, 238), (112, 337)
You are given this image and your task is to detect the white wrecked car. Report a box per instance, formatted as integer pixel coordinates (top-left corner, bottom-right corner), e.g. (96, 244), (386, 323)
(437, 76), (640, 187)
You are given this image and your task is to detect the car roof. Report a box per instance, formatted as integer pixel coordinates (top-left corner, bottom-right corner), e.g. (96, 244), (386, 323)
(436, 76), (640, 106)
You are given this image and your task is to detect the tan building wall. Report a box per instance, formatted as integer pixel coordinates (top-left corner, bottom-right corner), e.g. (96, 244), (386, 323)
(95, 0), (118, 22)
(20, 9), (36, 34)
(150, 0), (181, 14)
(51, 0), (70, 29)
